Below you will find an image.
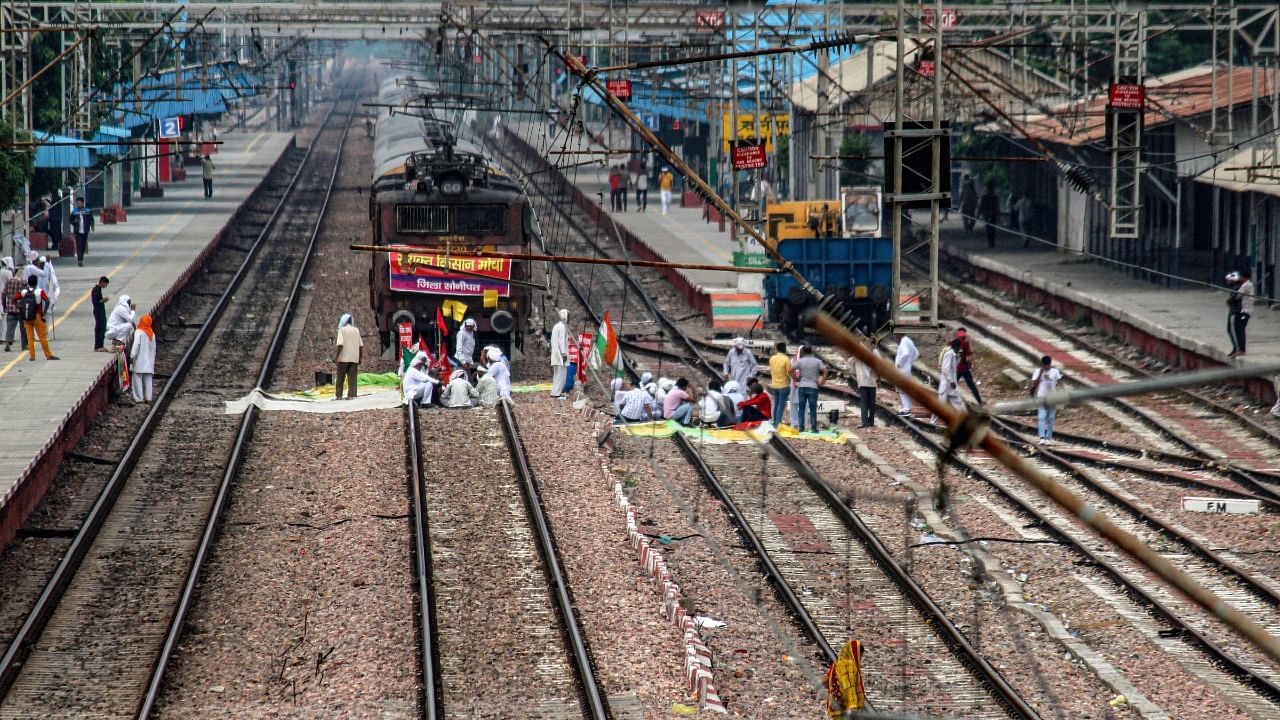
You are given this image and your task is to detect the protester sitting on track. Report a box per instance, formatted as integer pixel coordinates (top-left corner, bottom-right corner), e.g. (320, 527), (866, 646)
(129, 314), (157, 403)
(486, 347), (512, 401)
(442, 368), (478, 408)
(723, 379), (746, 409)
(475, 365), (500, 408)
(403, 351), (438, 407)
(737, 378), (772, 423)
(652, 377), (673, 419)
(663, 377), (697, 425)
(615, 377), (655, 423)
(106, 295), (137, 349)
(700, 380), (737, 428)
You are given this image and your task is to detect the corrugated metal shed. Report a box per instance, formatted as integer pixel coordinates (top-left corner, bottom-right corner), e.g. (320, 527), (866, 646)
(33, 131), (96, 169)
(92, 125), (131, 156)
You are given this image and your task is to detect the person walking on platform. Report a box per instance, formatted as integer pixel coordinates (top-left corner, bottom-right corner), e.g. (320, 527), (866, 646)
(16, 275), (58, 361)
(201, 155), (216, 198)
(129, 314), (157, 402)
(978, 181), (1000, 248)
(47, 191), (64, 254)
(635, 169), (649, 212)
(619, 168), (630, 212)
(106, 295), (136, 350)
(1227, 270), (1256, 358)
(959, 175), (978, 233)
(854, 346), (879, 428)
(767, 342), (792, 426)
(335, 313), (363, 399)
(724, 337), (758, 390)
(91, 276), (111, 352)
(955, 327), (983, 404)
(550, 308), (570, 398)
(894, 330), (919, 415)
(1030, 355), (1063, 444)
(608, 167), (621, 212)
(1015, 192), (1035, 247)
(70, 197), (94, 266)
(929, 339), (964, 425)
(791, 345), (828, 433)
(2, 258), (26, 353)
(659, 167), (675, 215)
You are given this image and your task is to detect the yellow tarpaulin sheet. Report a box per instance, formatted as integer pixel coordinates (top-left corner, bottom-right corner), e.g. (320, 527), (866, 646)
(615, 420), (857, 445)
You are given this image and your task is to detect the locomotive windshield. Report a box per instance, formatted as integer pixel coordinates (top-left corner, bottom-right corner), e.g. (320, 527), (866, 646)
(395, 204), (507, 235)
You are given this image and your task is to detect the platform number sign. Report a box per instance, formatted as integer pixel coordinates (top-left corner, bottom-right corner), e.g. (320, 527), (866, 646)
(159, 116), (181, 139)
(922, 8), (958, 29)
(640, 113), (660, 131)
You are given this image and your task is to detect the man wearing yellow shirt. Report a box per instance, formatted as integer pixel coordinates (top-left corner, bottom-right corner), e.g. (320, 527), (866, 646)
(658, 167), (675, 215)
(767, 341), (791, 426)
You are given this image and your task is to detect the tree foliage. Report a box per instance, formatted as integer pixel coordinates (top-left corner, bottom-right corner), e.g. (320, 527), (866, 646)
(0, 118), (35, 211)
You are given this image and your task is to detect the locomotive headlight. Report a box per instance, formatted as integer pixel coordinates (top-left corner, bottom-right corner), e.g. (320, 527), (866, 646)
(440, 176), (465, 195)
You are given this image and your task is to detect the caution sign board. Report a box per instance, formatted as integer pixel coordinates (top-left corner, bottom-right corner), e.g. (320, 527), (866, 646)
(722, 113), (790, 153)
(1108, 83), (1145, 110)
(605, 79), (632, 100)
(731, 141), (767, 170)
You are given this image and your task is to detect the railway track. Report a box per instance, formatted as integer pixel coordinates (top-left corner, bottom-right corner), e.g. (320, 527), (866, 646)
(409, 400), (607, 719)
(0, 86), (358, 719)
(672, 433), (1039, 719)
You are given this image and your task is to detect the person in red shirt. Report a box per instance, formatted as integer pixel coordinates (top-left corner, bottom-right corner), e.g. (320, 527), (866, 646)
(955, 327), (982, 404)
(16, 275), (58, 361)
(737, 378), (773, 423)
(608, 167), (622, 212)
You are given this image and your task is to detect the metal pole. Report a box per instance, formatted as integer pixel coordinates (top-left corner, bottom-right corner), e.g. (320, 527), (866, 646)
(930, 0), (943, 324)
(890, 0), (905, 325)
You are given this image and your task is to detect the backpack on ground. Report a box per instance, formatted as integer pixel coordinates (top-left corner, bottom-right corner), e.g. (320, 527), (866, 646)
(19, 289), (38, 322)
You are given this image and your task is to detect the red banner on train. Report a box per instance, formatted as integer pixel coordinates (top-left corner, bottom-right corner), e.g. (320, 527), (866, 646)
(388, 252), (511, 297)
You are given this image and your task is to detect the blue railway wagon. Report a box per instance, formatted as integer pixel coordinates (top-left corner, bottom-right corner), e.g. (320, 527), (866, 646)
(764, 235), (895, 337)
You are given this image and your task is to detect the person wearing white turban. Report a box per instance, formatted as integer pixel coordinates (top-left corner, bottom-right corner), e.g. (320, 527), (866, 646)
(455, 318), (477, 369)
(487, 346), (512, 400)
(723, 337), (758, 390)
(403, 351), (439, 406)
(549, 308), (570, 398)
(106, 295), (137, 348)
(442, 368), (478, 408)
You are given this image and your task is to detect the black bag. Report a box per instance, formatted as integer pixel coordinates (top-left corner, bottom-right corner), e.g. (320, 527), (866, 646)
(19, 289), (38, 322)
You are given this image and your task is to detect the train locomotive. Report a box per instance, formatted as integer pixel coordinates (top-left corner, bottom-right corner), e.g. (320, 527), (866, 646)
(368, 76), (532, 359)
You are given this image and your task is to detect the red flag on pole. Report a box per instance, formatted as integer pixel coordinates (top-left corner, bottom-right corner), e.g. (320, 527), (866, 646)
(436, 306), (449, 336)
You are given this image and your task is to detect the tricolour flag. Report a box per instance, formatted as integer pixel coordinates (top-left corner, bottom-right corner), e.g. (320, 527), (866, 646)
(593, 310), (624, 374)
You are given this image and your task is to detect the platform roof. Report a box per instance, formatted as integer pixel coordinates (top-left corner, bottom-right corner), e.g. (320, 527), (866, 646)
(1194, 139), (1280, 199)
(32, 131), (96, 169)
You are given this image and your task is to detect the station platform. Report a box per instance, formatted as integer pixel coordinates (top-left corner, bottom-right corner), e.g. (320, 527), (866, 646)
(937, 220), (1280, 402)
(0, 128), (296, 549)
(501, 127), (758, 332)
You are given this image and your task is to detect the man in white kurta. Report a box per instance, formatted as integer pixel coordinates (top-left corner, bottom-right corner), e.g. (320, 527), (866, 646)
(549, 308), (570, 397)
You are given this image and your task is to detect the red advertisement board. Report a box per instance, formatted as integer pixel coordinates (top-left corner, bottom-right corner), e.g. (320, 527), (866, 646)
(606, 79), (632, 100)
(731, 143), (767, 170)
(923, 8), (958, 29)
(696, 9), (725, 28)
(917, 60), (936, 78)
(397, 321), (413, 350)
(1108, 83), (1145, 110)
(388, 251), (512, 297)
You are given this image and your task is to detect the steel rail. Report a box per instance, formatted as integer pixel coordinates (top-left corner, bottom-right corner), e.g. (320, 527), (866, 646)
(405, 405), (442, 720)
(766, 435), (1042, 720)
(136, 88), (360, 719)
(490, 131), (724, 384)
(876, 407), (1280, 703)
(495, 400), (609, 720)
(671, 433), (838, 664)
(0, 104), (323, 703)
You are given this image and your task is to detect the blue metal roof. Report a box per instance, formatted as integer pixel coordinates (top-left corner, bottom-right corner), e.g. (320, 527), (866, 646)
(108, 63), (253, 127)
(92, 125), (132, 156)
(33, 131), (96, 169)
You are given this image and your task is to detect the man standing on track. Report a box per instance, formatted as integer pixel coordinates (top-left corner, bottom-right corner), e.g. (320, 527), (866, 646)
(955, 327), (982, 404)
(130, 314), (157, 403)
(929, 338), (964, 425)
(1031, 355), (1063, 444)
(894, 329), (919, 415)
(659, 167), (675, 215)
(91, 276), (110, 352)
(455, 317), (477, 372)
(550, 308), (570, 398)
(334, 313), (363, 400)
(70, 196), (94, 267)
(723, 337), (757, 390)
(767, 341), (791, 426)
(854, 346), (879, 428)
(790, 345), (828, 433)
